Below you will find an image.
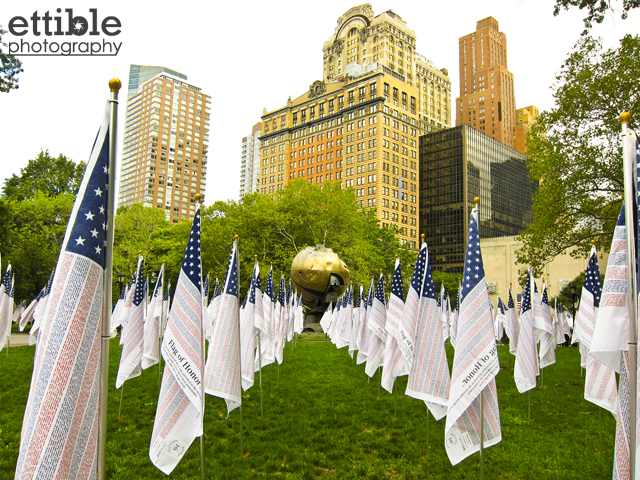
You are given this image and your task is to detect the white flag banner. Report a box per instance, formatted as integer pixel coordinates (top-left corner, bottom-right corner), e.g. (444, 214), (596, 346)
(150, 209), (204, 475)
(116, 256), (144, 388)
(406, 246), (450, 421)
(142, 263), (164, 370)
(514, 268), (538, 393)
(0, 266), (13, 351)
(381, 258), (407, 393)
(15, 107), (111, 479)
(365, 274), (386, 378)
(445, 210), (501, 466)
(204, 239), (241, 415)
(356, 280), (374, 365)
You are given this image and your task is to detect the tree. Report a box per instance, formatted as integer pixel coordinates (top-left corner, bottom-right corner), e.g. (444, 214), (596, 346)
(4, 192), (75, 302)
(0, 26), (22, 93)
(201, 180), (416, 297)
(517, 35), (640, 275)
(3, 151), (86, 201)
(553, 0), (640, 34)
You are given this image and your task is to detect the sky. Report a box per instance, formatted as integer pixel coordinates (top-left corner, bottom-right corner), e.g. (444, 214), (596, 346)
(0, 0), (637, 205)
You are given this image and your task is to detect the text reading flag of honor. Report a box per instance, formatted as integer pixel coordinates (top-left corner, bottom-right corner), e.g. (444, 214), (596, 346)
(150, 208), (204, 475)
(15, 105), (111, 480)
(445, 202), (501, 466)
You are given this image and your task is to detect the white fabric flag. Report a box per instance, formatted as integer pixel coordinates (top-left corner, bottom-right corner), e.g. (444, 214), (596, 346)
(15, 108), (111, 479)
(0, 266), (13, 351)
(445, 209), (501, 465)
(514, 268), (538, 393)
(142, 263), (164, 370)
(381, 258), (407, 393)
(365, 274), (386, 379)
(406, 246), (450, 421)
(204, 239), (242, 415)
(150, 208), (204, 474)
(116, 256), (144, 388)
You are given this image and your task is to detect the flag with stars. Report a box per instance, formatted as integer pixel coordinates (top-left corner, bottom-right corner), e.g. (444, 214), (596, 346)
(204, 238), (241, 415)
(206, 277), (220, 340)
(537, 285), (556, 369)
(356, 279), (375, 365)
(240, 259), (260, 390)
(514, 268), (538, 393)
(397, 243), (427, 370)
(116, 255), (144, 388)
(29, 268), (56, 346)
(505, 286), (519, 354)
(445, 210), (501, 466)
(143, 264), (164, 370)
(0, 266), (13, 351)
(261, 266), (275, 367)
(150, 208), (204, 475)
(365, 274), (387, 378)
(202, 273), (210, 341)
(381, 258), (408, 393)
(251, 260), (266, 373)
(449, 280), (461, 349)
(586, 206), (625, 418)
(574, 246), (603, 368)
(15, 106), (111, 480)
(495, 297), (507, 342)
(161, 280), (171, 337)
(406, 245), (450, 421)
(349, 286), (363, 357)
(110, 281), (126, 333)
(274, 275), (287, 364)
(19, 286), (43, 332)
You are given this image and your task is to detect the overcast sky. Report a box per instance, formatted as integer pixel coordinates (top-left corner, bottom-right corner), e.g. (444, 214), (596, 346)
(0, 0), (637, 205)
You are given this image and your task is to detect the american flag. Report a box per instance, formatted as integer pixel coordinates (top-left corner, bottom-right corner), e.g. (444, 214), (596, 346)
(586, 207), (626, 419)
(202, 273), (210, 340)
(381, 258), (407, 393)
(319, 302), (333, 335)
(0, 265), (13, 350)
(449, 280), (461, 349)
(275, 274), (289, 362)
(240, 259), (260, 390)
(142, 264), (164, 370)
(20, 286), (43, 332)
(406, 246), (450, 421)
(29, 268), (56, 346)
(206, 277), (220, 340)
(261, 266), (275, 367)
(110, 282), (126, 333)
(365, 274), (386, 379)
(116, 256), (144, 387)
(160, 280), (171, 337)
(349, 286), (363, 356)
(495, 296), (507, 342)
(574, 247), (602, 358)
(445, 210), (501, 466)
(538, 285), (556, 369)
(505, 285), (519, 354)
(356, 279), (375, 365)
(336, 286), (352, 350)
(514, 268), (538, 393)
(150, 208), (204, 475)
(250, 260), (265, 373)
(204, 238), (241, 415)
(15, 107), (111, 480)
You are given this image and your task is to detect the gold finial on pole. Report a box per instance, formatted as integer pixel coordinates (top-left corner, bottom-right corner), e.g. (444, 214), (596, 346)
(421, 233), (425, 240)
(109, 78), (121, 93)
(591, 240), (596, 245)
(474, 197), (480, 205)
(255, 255), (258, 259)
(234, 235), (239, 240)
(196, 194), (202, 203)
(621, 112), (632, 124)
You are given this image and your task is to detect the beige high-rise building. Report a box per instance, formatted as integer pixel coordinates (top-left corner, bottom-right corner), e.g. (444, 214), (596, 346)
(239, 122), (262, 199)
(119, 66), (211, 222)
(258, 5), (451, 249)
(456, 17), (517, 150)
(514, 105), (539, 154)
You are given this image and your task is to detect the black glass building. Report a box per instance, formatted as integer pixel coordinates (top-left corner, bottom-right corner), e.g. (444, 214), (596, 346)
(419, 125), (536, 273)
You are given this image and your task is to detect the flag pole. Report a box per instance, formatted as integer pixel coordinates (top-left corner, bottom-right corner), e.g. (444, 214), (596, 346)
(159, 261), (165, 393)
(256, 255), (264, 420)
(235, 236), (244, 454)
(621, 112), (637, 480)
(195, 195), (206, 480)
(98, 78), (120, 480)
(473, 199), (485, 480)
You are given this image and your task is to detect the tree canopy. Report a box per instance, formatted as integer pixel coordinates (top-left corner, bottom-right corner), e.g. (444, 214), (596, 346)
(0, 26), (22, 93)
(553, 0), (640, 34)
(2, 151), (86, 201)
(517, 35), (640, 275)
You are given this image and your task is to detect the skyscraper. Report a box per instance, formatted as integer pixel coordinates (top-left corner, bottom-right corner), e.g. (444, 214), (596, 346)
(418, 125), (536, 273)
(456, 17), (517, 150)
(119, 66), (211, 222)
(257, 5), (451, 249)
(515, 105), (539, 154)
(239, 122), (262, 199)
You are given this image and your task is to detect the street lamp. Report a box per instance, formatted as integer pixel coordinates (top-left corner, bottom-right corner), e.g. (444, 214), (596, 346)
(116, 271), (126, 292)
(570, 284), (577, 318)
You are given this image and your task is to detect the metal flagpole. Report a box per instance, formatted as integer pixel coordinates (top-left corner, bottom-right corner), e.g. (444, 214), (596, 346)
(258, 332), (263, 419)
(234, 236), (244, 454)
(479, 392), (484, 480)
(622, 112), (637, 480)
(196, 196), (206, 480)
(98, 78), (120, 480)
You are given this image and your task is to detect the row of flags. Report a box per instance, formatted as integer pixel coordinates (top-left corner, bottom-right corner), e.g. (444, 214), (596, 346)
(9, 94), (640, 479)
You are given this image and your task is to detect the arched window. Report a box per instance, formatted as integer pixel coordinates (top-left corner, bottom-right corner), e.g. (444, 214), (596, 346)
(348, 28), (358, 37)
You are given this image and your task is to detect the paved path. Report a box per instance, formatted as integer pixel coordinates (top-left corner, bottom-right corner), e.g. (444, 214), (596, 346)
(8, 332), (32, 347)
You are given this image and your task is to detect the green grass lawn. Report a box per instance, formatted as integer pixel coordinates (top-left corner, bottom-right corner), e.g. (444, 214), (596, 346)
(0, 340), (615, 479)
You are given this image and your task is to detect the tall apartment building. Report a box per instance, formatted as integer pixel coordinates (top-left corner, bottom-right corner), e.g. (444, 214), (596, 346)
(127, 65), (188, 99)
(239, 122), (263, 199)
(515, 105), (539, 154)
(456, 17), (517, 150)
(257, 5), (451, 249)
(119, 66), (211, 222)
(418, 125), (536, 273)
